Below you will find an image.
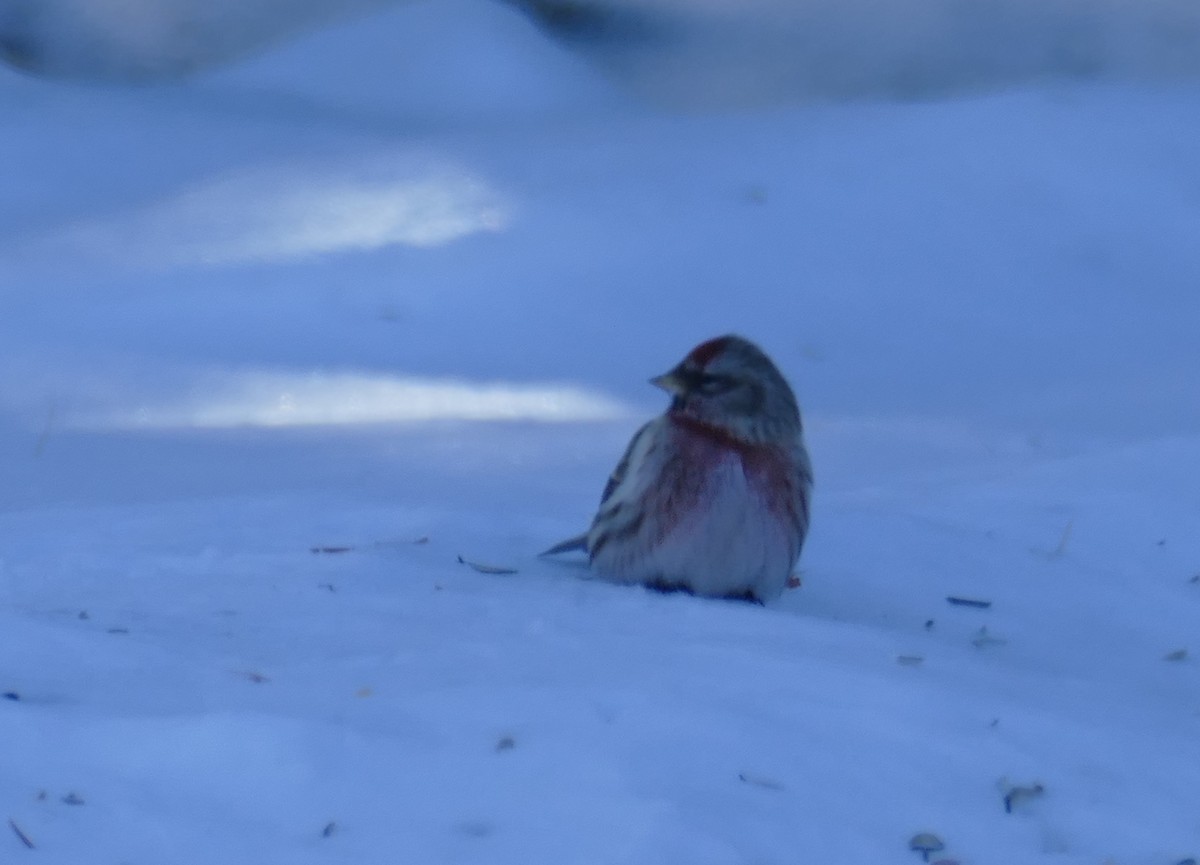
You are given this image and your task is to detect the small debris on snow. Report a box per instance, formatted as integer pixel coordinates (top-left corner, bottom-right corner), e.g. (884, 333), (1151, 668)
(8, 818), (35, 849)
(1055, 520), (1075, 555)
(496, 735), (516, 752)
(61, 792), (84, 806)
(924, 619), (935, 630)
(457, 555), (518, 575)
(908, 831), (944, 861)
(972, 626), (1007, 649)
(2, 692), (19, 701)
(1164, 648), (1189, 662)
(897, 655), (924, 667)
(321, 821), (337, 838)
(368, 537), (431, 550)
(234, 670), (271, 684)
(946, 596), (992, 609)
(32, 402), (56, 458)
(1033, 519), (1074, 559)
(454, 820), (493, 838)
(999, 778), (1045, 813)
(310, 546), (353, 554)
(318, 583), (337, 593)
(786, 573), (802, 589)
(1174, 858), (1197, 865)
(355, 687), (373, 698)
(34, 791), (46, 802)
(106, 627), (130, 635)
(737, 772), (784, 791)
(78, 610), (89, 620)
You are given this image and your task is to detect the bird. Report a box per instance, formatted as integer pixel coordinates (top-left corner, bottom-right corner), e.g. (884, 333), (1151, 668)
(543, 334), (812, 603)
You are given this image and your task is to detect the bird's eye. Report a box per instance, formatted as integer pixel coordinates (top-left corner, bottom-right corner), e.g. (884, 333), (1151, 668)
(699, 374), (737, 394)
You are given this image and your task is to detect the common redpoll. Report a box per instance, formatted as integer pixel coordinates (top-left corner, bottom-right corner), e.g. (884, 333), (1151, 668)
(545, 335), (812, 603)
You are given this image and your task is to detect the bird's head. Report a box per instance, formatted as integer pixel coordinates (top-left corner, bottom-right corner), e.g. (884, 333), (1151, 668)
(652, 335), (801, 445)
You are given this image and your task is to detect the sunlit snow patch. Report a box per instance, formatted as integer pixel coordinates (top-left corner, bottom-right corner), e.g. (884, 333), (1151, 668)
(53, 161), (508, 268)
(80, 370), (632, 429)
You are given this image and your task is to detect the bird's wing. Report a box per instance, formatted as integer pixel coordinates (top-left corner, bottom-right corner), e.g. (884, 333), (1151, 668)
(597, 420), (654, 510)
(790, 438), (815, 555)
(540, 420), (654, 558)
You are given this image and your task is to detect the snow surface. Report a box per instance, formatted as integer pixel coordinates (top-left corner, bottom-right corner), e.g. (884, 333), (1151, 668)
(2, 1), (1200, 863)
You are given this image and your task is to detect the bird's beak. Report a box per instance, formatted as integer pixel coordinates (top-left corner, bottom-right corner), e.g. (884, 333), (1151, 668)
(649, 371), (687, 395)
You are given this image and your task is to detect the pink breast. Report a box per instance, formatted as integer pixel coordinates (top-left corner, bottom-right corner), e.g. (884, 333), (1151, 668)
(664, 417), (798, 536)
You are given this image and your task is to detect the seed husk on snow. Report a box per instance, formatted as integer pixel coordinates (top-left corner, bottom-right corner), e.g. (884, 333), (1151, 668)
(1164, 648), (1189, 662)
(971, 626), (1007, 648)
(1000, 779), (1045, 813)
(457, 555), (518, 575)
(946, 596), (992, 609)
(737, 772), (784, 791)
(1047, 519), (1073, 558)
(908, 832), (944, 861)
(8, 818), (35, 849)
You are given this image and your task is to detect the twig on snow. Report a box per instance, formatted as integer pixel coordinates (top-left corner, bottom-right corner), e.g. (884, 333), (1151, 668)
(457, 555), (518, 575)
(8, 818), (35, 849)
(946, 596), (991, 609)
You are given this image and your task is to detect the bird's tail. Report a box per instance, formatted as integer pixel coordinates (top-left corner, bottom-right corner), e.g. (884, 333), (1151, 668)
(539, 533), (589, 556)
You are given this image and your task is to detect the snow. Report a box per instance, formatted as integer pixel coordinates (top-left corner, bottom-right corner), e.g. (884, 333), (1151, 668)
(3, 0), (1200, 863)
